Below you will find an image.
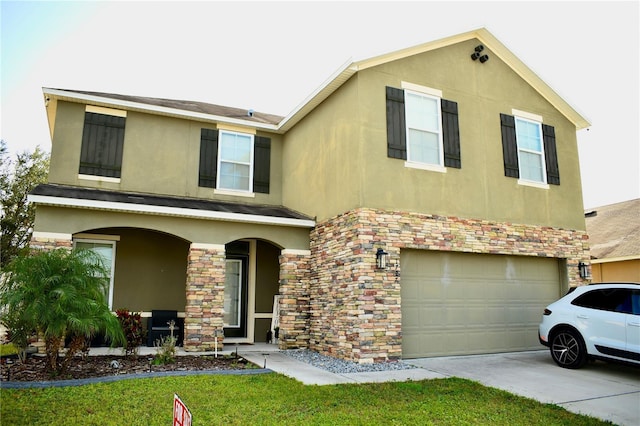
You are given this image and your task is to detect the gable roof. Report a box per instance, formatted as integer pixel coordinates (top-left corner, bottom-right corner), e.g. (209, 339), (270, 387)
(585, 198), (640, 260)
(279, 28), (591, 132)
(43, 28), (590, 136)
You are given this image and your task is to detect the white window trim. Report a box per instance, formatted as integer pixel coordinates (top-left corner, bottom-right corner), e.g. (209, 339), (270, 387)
(401, 81), (442, 98)
(216, 130), (255, 194)
(514, 114), (548, 186)
(404, 161), (447, 173)
(405, 89), (445, 172)
(78, 174), (121, 184)
(517, 179), (550, 190)
(402, 84), (445, 170)
(86, 105), (127, 117)
(214, 189), (256, 198)
(73, 238), (117, 310)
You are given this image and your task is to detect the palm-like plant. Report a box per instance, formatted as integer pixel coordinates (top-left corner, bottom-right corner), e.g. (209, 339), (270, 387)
(0, 248), (125, 374)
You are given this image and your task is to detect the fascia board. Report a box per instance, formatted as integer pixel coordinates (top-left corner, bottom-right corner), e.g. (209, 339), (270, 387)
(42, 88), (279, 132)
(28, 194), (316, 229)
(591, 255), (640, 264)
(277, 59), (357, 132)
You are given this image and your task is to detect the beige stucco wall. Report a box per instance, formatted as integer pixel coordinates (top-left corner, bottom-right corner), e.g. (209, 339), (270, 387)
(47, 101), (284, 206)
(283, 38), (586, 231)
(33, 205), (311, 250)
(591, 259), (640, 283)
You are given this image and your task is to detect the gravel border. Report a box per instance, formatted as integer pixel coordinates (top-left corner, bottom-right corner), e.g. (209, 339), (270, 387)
(283, 349), (417, 374)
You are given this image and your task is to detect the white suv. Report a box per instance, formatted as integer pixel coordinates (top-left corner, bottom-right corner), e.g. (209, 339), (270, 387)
(539, 283), (640, 369)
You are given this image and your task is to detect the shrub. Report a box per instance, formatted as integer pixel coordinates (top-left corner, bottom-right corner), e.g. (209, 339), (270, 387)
(116, 309), (145, 358)
(0, 248), (125, 375)
(152, 334), (177, 365)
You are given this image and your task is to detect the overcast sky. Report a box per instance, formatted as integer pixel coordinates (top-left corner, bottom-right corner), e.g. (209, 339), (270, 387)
(1, 1), (638, 210)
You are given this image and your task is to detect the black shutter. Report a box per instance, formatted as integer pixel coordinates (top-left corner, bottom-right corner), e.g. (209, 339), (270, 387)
(253, 136), (271, 194)
(441, 99), (461, 168)
(543, 124), (560, 185)
(79, 112), (126, 178)
(386, 86), (407, 160)
(198, 128), (218, 188)
(500, 113), (519, 178)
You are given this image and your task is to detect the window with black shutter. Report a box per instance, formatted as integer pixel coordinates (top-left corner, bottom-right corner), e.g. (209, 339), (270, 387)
(500, 112), (560, 185)
(198, 129), (271, 194)
(386, 85), (460, 169)
(79, 110), (126, 178)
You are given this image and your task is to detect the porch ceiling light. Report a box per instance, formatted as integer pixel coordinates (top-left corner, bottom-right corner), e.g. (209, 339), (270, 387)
(376, 248), (390, 270)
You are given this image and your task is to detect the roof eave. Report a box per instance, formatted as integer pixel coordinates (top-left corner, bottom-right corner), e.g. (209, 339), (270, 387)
(27, 193), (316, 228)
(42, 88), (280, 133)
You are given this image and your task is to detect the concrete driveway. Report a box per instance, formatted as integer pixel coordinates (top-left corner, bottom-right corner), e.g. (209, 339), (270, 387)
(407, 350), (640, 426)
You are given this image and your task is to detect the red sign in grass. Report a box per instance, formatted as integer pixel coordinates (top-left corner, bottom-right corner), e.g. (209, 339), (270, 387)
(173, 394), (192, 426)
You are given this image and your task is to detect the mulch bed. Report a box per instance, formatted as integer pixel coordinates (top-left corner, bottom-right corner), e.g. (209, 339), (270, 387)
(1, 354), (253, 382)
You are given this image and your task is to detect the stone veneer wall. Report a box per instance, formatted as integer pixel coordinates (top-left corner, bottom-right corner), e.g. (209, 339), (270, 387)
(309, 208), (591, 364)
(183, 244), (226, 351)
(278, 251), (311, 349)
(29, 235), (73, 251)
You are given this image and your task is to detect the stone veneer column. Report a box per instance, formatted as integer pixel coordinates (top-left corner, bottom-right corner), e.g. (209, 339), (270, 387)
(29, 232), (73, 251)
(309, 208), (591, 364)
(278, 249), (311, 350)
(184, 243), (226, 352)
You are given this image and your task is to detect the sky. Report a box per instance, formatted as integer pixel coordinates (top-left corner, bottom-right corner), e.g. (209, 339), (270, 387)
(1, 1), (638, 210)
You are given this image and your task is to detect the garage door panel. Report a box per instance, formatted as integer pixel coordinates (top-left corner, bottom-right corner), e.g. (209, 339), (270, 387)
(401, 250), (561, 358)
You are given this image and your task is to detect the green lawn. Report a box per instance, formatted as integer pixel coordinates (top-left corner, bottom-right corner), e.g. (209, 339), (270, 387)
(1, 373), (610, 425)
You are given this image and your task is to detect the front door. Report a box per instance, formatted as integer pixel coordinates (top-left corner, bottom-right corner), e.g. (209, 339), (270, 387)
(224, 242), (249, 338)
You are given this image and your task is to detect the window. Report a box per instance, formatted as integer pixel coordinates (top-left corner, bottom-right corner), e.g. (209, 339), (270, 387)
(74, 239), (116, 310)
(515, 117), (546, 183)
(405, 91), (443, 166)
(500, 111), (560, 186)
(79, 106), (126, 179)
(386, 85), (460, 170)
(198, 129), (271, 194)
(223, 259), (242, 327)
(218, 131), (253, 192)
(572, 288), (638, 315)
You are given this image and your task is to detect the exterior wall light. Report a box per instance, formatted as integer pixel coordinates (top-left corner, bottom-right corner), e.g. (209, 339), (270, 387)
(376, 248), (390, 270)
(578, 261), (591, 279)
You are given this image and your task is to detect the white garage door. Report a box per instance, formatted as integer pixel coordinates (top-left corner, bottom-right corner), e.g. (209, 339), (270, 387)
(401, 250), (563, 358)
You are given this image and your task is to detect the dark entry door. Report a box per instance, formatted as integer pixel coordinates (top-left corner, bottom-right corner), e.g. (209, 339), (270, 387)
(224, 242), (249, 338)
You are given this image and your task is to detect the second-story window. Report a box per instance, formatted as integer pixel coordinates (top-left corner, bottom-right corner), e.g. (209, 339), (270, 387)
(514, 116), (546, 183)
(218, 131), (254, 192)
(386, 84), (461, 171)
(79, 106), (126, 179)
(500, 111), (560, 186)
(405, 90), (443, 166)
(198, 128), (271, 194)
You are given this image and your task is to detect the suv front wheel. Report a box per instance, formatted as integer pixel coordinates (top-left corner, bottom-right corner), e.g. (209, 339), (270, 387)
(550, 328), (588, 369)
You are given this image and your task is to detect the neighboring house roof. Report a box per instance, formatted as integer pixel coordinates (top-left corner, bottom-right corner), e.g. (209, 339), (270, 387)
(42, 28), (590, 136)
(29, 184), (315, 228)
(585, 199), (640, 260)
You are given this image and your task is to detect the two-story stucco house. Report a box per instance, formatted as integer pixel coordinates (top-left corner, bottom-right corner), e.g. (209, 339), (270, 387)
(29, 28), (591, 363)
